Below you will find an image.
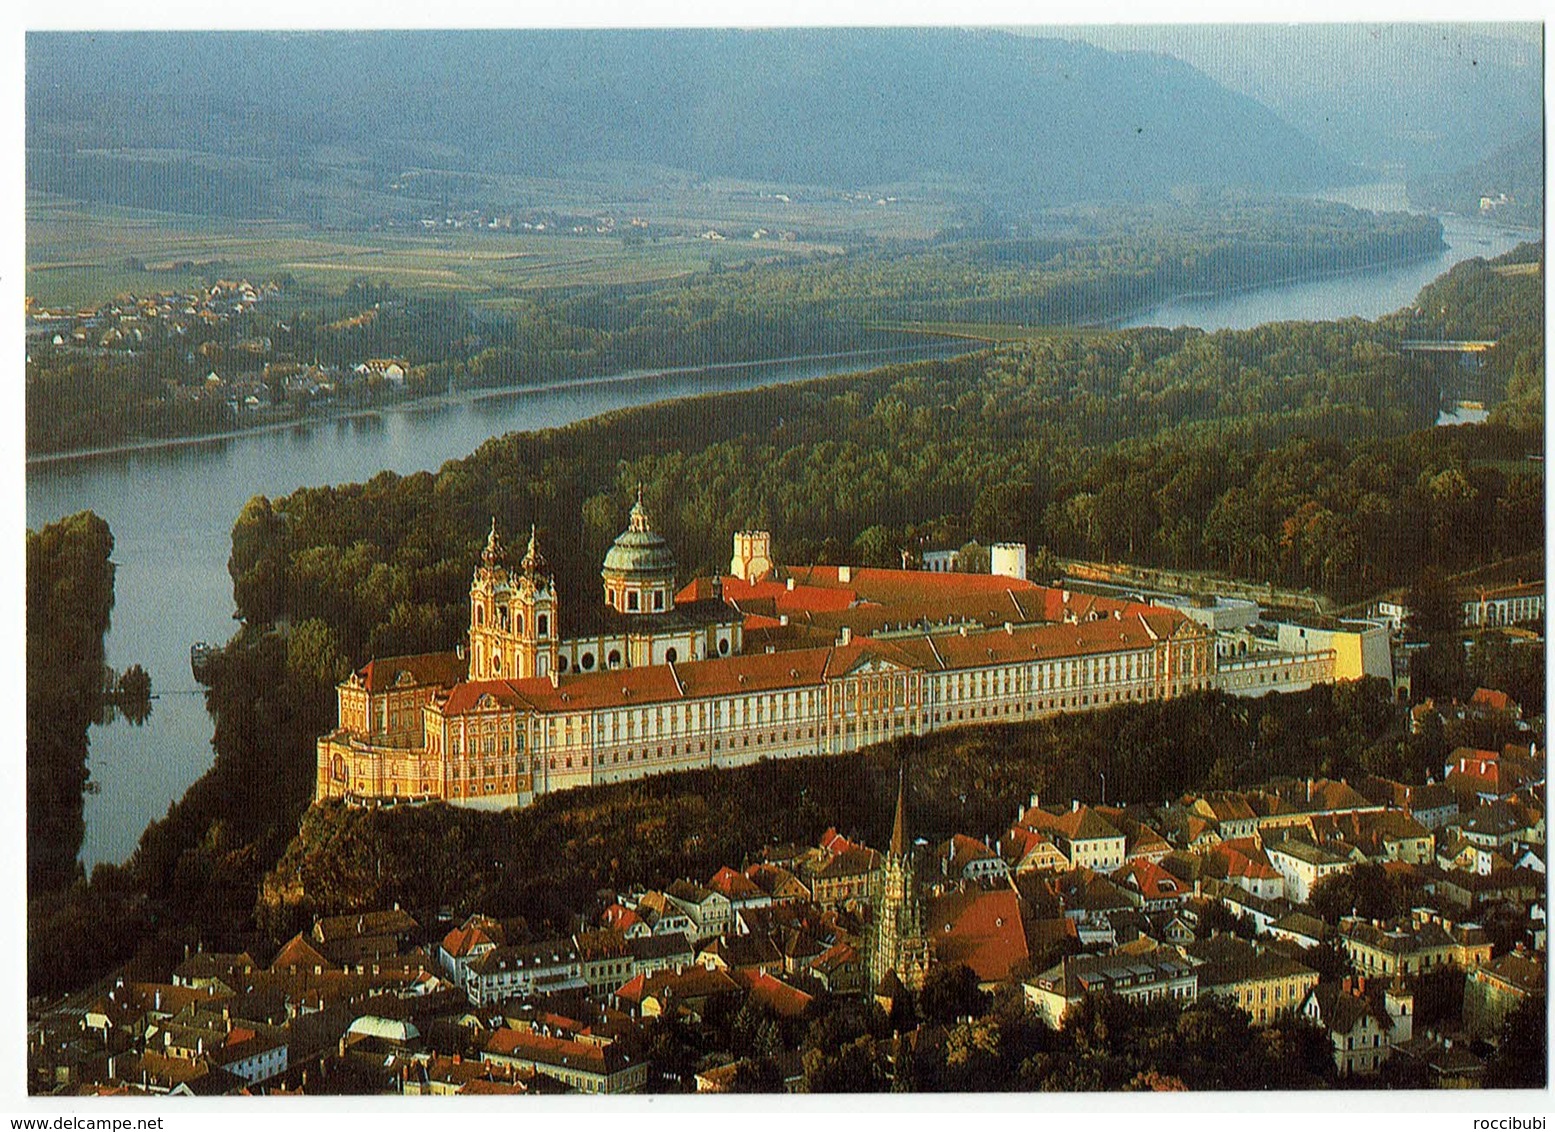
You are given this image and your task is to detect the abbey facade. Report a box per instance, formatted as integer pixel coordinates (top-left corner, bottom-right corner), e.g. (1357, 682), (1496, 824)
(317, 497), (1291, 811)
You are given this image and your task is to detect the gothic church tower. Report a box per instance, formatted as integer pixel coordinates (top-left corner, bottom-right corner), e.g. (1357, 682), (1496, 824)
(870, 763), (931, 992)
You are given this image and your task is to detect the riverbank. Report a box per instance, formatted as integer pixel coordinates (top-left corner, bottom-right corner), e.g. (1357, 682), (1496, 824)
(26, 340), (965, 468)
(842, 242), (1461, 344)
(1103, 242), (1448, 329)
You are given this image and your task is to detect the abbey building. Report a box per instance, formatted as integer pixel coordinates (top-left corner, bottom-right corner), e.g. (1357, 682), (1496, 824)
(316, 496), (1365, 811)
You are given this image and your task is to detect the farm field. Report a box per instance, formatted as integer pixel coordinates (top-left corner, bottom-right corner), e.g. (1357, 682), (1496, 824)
(26, 167), (954, 310)
(25, 196), (830, 309)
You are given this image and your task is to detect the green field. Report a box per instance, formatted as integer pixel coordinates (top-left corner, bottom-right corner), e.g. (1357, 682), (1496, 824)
(26, 171), (954, 310)
(26, 196), (842, 309)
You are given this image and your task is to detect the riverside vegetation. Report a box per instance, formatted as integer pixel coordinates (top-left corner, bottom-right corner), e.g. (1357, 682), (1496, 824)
(26, 513), (151, 894)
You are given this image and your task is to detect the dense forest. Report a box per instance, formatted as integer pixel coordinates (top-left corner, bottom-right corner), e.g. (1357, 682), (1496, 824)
(26, 512), (116, 894)
(227, 246), (1542, 671)
(26, 201), (1443, 454)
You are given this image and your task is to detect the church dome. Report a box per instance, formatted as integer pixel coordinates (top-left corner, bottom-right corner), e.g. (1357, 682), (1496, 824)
(602, 493), (677, 579)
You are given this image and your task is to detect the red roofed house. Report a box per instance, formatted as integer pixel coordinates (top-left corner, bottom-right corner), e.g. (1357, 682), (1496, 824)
(744, 863), (811, 905)
(1018, 802), (1127, 874)
(925, 887), (1029, 987)
(615, 965), (742, 1023)
(1447, 748), (1529, 804)
(707, 865), (771, 911)
(1002, 825), (1070, 874)
(934, 833), (1011, 886)
(438, 914), (505, 988)
(809, 940), (864, 994)
(1116, 858), (1191, 911)
(1202, 841), (1285, 901)
(735, 969), (814, 1018)
(483, 1027), (646, 1094)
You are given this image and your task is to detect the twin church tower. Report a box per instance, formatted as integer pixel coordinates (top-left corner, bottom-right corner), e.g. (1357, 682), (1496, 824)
(465, 486), (744, 683)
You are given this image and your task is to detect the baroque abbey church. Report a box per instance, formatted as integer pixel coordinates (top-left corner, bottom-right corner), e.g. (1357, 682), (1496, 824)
(316, 494), (1219, 809)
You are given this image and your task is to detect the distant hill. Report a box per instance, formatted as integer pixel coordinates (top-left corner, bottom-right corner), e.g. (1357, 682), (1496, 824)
(26, 29), (1357, 220)
(1042, 24), (1543, 179)
(1410, 131), (1544, 228)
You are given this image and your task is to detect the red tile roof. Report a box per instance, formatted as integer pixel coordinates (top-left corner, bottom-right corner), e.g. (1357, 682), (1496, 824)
(601, 904), (642, 931)
(430, 583), (1196, 722)
(1118, 858), (1189, 900)
(939, 833), (1000, 872)
(269, 934), (337, 973)
(926, 887), (1029, 982)
(1019, 804), (1124, 845)
(694, 574), (858, 615)
(485, 1028), (614, 1075)
(441, 917), (504, 958)
(460, 1078), (530, 1095)
(707, 866), (762, 900)
(1204, 842), (1281, 881)
(1470, 688), (1518, 713)
(356, 650), (467, 693)
(735, 970), (814, 1018)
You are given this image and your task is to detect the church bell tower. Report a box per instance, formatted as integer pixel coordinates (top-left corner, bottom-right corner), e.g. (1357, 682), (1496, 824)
(469, 518), (511, 680)
(512, 525), (559, 680)
(468, 520), (560, 681)
(870, 762), (931, 992)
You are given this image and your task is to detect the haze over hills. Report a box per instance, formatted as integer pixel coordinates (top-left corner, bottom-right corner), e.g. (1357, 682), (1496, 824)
(1042, 23), (1543, 179)
(26, 28), (1359, 221)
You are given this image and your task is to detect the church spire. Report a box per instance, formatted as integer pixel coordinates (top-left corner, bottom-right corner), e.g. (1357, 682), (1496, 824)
(520, 522), (548, 577)
(890, 761), (910, 857)
(481, 517), (504, 568)
(629, 483), (652, 533)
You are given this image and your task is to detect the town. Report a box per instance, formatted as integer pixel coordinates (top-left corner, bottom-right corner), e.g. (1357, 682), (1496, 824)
(26, 279), (422, 441)
(29, 737), (1544, 1094)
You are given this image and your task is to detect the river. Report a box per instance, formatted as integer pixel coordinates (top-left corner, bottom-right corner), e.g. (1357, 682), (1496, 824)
(1123, 186), (1531, 331)
(27, 193), (1539, 869)
(26, 342), (969, 868)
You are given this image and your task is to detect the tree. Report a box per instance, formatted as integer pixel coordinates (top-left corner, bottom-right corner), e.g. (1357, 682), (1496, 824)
(1483, 994), (1547, 1089)
(229, 495), (289, 626)
(1260, 1014), (1336, 1087)
(1029, 545), (1062, 584)
(1309, 863), (1410, 925)
(918, 963), (991, 1025)
(27, 511), (117, 895)
(802, 1035), (890, 1092)
(642, 1016), (699, 1092)
(111, 663), (153, 726)
(286, 619), (350, 690)
(1298, 940), (1355, 985)
(1409, 963), (1465, 1029)
(1406, 569), (1463, 637)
